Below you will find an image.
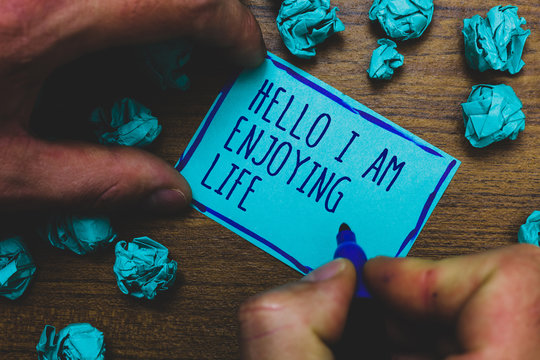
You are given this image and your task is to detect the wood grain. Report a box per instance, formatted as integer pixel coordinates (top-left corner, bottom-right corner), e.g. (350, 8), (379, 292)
(1, 0), (538, 359)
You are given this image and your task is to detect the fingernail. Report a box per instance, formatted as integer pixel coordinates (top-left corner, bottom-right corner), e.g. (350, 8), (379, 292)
(143, 188), (188, 214)
(303, 259), (346, 282)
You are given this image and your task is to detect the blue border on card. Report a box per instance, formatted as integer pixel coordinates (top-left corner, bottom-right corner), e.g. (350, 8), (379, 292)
(176, 54), (457, 273)
(191, 199), (313, 273)
(266, 56), (444, 158)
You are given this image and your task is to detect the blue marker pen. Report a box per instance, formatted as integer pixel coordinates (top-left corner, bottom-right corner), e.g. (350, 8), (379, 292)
(334, 223), (370, 298)
(332, 223), (390, 359)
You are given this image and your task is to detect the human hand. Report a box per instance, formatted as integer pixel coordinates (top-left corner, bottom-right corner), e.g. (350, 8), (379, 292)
(0, 0), (265, 214)
(238, 244), (540, 359)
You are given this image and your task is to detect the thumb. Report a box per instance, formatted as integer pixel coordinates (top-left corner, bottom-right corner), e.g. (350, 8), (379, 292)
(23, 0), (266, 75)
(239, 259), (356, 360)
(0, 135), (191, 214)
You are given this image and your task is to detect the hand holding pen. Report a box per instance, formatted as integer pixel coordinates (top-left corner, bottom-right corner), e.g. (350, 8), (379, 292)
(239, 243), (540, 359)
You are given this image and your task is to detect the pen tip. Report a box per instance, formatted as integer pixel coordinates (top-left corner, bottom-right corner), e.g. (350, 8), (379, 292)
(339, 223), (350, 232)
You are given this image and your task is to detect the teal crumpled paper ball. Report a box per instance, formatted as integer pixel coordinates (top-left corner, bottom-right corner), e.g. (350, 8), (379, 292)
(114, 237), (177, 299)
(463, 5), (530, 74)
(276, 0), (345, 59)
(90, 97), (162, 147)
(518, 211), (540, 247)
(37, 323), (105, 360)
(461, 84), (525, 148)
(368, 39), (404, 79)
(140, 39), (192, 90)
(41, 216), (117, 255)
(369, 0), (434, 41)
(0, 237), (36, 300)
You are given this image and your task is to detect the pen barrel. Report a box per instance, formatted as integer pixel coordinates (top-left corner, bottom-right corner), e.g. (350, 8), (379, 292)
(334, 242), (367, 272)
(334, 242), (370, 297)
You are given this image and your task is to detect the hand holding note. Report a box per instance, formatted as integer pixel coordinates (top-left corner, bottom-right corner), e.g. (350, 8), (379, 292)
(0, 0), (265, 213)
(239, 244), (540, 359)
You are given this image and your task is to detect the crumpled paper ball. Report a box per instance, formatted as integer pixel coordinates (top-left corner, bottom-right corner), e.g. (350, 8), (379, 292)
(41, 216), (117, 255)
(276, 0), (345, 59)
(140, 38), (192, 90)
(461, 84), (525, 148)
(114, 237), (177, 299)
(518, 211), (540, 247)
(369, 0), (434, 41)
(0, 237), (36, 300)
(463, 5), (530, 74)
(89, 97), (162, 147)
(367, 38), (404, 79)
(36, 323), (105, 360)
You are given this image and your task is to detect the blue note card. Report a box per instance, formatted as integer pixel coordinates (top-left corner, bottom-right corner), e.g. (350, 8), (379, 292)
(176, 52), (460, 274)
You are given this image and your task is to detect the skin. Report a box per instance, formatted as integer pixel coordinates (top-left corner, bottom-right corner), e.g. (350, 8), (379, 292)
(3, 4), (538, 359)
(239, 244), (540, 360)
(0, 0), (266, 214)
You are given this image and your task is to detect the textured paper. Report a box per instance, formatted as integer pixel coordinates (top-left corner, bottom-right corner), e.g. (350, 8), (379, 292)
(114, 237), (177, 299)
(463, 5), (530, 74)
(0, 237), (36, 300)
(90, 97), (161, 147)
(177, 52), (460, 274)
(41, 216), (116, 255)
(368, 39), (404, 80)
(461, 84), (525, 148)
(37, 323), (105, 360)
(277, 0), (344, 59)
(369, 0), (434, 41)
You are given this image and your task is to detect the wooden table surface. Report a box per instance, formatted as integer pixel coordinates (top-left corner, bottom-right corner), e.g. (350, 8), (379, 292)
(1, 0), (538, 359)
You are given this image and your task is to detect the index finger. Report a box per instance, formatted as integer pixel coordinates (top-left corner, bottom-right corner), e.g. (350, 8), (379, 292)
(100, 0), (266, 65)
(364, 244), (540, 357)
(22, 0), (266, 69)
(364, 246), (503, 321)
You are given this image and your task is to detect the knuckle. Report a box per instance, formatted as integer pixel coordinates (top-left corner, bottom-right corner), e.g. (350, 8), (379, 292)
(188, 0), (221, 30)
(0, 135), (36, 201)
(238, 282), (311, 328)
(191, 0), (220, 13)
(0, 1), (52, 65)
(239, 9), (258, 40)
(517, 243), (540, 258)
(238, 291), (297, 341)
(238, 292), (283, 323)
(92, 180), (124, 210)
(90, 151), (140, 210)
(418, 268), (440, 314)
(529, 244), (540, 262)
(120, 0), (162, 26)
(499, 244), (540, 273)
(229, 8), (259, 51)
(480, 245), (540, 296)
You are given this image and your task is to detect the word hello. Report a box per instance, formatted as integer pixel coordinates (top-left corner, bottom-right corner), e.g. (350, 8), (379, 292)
(200, 79), (405, 212)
